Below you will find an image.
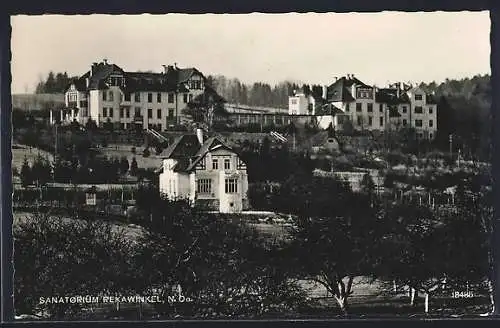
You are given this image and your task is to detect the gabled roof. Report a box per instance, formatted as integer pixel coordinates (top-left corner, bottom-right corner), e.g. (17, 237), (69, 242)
(186, 137), (234, 172)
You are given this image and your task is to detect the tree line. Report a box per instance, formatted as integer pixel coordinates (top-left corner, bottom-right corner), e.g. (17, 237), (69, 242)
(18, 153), (139, 186)
(35, 71), (78, 94)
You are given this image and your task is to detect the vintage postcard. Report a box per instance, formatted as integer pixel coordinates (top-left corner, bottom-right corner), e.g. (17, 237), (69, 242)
(10, 12), (493, 320)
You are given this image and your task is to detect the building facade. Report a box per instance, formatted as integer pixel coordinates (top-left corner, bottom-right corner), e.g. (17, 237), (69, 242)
(158, 129), (249, 213)
(62, 60), (221, 131)
(288, 75), (438, 139)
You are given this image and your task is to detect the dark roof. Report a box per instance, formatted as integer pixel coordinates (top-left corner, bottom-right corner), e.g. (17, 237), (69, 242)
(399, 93), (411, 104)
(325, 76), (370, 102)
(64, 62), (209, 94)
(301, 130), (340, 150)
(375, 88), (400, 104)
(316, 103), (344, 116)
(159, 134), (201, 159)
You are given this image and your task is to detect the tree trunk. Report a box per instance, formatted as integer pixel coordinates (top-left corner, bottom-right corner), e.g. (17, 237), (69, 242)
(393, 280), (397, 293)
(410, 288), (417, 306)
(488, 279), (495, 313)
(424, 292), (429, 313)
(334, 295), (349, 316)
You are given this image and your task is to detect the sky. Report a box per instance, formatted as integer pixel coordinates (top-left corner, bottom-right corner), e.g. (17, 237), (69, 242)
(11, 12), (490, 94)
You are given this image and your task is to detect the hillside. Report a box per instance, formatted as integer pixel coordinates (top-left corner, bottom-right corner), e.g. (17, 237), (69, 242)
(12, 93), (65, 111)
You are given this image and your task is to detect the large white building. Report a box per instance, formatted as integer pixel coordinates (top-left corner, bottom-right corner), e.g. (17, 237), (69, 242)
(289, 75), (438, 140)
(59, 59), (222, 130)
(158, 129), (249, 213)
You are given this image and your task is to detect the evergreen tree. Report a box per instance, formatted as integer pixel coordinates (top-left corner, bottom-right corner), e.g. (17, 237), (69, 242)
(130, 157), (138, 176)
(20, 157), (32, 187)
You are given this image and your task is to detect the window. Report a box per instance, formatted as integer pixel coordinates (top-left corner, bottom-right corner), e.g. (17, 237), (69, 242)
(225, 178), (238, 194)
(368, 116), (373, 126)
(356, 103), (362, 112)
(212, 158), (218, 170)
(403, 119), (408, 126)
(135, 93), (140, 102)
(148, 93), (153, 103)
(109, 91), (114, 102)
(148, 124), (153, 129)
(157, 109), (162, 119)
(168, 93), (174, 103)
(103, 92), (107, 101)
(168, 109), (174, 118)
(367, 103), (373, 112)
(415, 119), (423, 127)
(224, 158), (231, 170)
(415, 94), (423, 101)
(417, 132), (423, 139)
(357, 116), (362, 126)
(414, 106), (423, 114)
(158, 124), (162, 131)
(183, 93), (188, 103)
(120, 123), (125, 129)
(379, 117), (384, 126)
(197, 179), (212, 194)
(102, 107), (107, 117)
(148, 109), (152, 119)
(429, 133), (433, 139)
(189, 94), (193, 102)
(157, 93), (162, 103)
(345, 103), (350, 112)
(135, 107), (141, 117)
(126, 108), (130, 118)
(79, 100), (88, 108)
(109, 108), (114, 118)
(120, 108), (124, 118)
(124, 93), (131, 101)
(379, 104), (383, 112)
(429, 119), (434, 127)
(429, 107), (433, 114)
(402, 106), (407, 113)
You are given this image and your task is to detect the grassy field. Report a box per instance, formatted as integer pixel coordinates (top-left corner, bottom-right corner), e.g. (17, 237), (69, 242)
(12, 144), (54, 171)
(13, 210), (144, 240)
(100, 144), (162, 169)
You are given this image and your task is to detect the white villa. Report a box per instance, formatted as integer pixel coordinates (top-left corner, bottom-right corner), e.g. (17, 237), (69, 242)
(289, 75), (438, 140)
(158, 129), (249, 213)
(56, 59), (222, 130)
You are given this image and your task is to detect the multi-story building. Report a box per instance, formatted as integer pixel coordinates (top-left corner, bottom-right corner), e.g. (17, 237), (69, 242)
(61, 59), (220, 131)
(159, 128), (249, 213)
(288, 75), (438, 140)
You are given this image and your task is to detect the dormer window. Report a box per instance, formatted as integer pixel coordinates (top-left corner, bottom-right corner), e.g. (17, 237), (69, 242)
(415, 94), (423, 101)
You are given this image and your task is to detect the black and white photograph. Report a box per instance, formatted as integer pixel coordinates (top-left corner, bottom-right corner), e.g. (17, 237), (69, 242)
(10, 12), (494, 320)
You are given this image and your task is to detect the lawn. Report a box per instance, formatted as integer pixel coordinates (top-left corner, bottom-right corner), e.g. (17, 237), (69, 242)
(99, 144), (162, 170)
(12, 144), (54, 170)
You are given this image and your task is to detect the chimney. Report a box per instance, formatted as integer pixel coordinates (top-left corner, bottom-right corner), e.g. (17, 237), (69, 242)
(91, 62), (98, 76)
(103, 58), (108, 65)
(196, 128), (204, 145)
(85, 77), (89, 88)
(334, 76), (338, 81)
(322, 85), (328, 100)
(174, 62), (178, 69)
(162, 65), (167, 74)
